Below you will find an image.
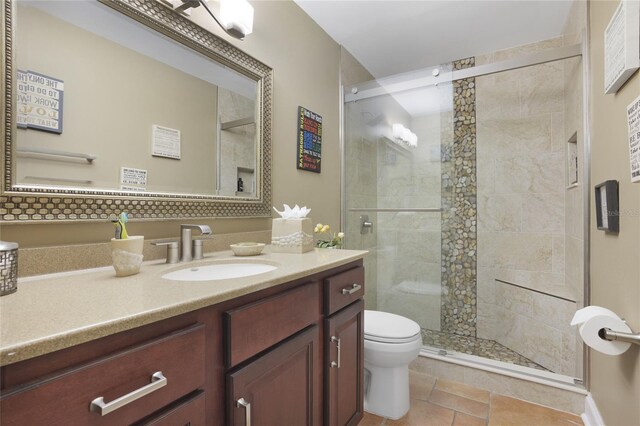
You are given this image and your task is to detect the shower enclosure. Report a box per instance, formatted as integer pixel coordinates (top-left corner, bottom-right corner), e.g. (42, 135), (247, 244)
(343, 39), (587, 383)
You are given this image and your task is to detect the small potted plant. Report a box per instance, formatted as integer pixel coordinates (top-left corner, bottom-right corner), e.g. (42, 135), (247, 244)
(314, 223), (344, 249)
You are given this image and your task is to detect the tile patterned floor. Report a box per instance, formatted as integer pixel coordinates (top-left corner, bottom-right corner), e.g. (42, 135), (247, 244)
(421, 329), (550, 372)
(360, 370), (583, 426)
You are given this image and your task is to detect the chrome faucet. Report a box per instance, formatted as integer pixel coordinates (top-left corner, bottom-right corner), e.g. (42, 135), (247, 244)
(180, 224), (212, 262)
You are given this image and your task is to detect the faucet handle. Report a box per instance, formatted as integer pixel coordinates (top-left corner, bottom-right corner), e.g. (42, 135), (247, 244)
(151, 240), (179, 264)
(191, 235), (213, 260)
(180, 224), (212, 235)
(192, 239), (204, 260)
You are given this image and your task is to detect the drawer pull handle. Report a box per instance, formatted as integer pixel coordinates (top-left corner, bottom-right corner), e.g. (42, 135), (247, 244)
(342, 283), (361, 295)
(90, 371), (167, 416)
(330, 336), (341, 368)
(237, 397), (252, 426)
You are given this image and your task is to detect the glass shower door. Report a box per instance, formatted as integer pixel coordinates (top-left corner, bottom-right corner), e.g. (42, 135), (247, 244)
(343, 67), (453, 334)
(343, 47), (585, 382)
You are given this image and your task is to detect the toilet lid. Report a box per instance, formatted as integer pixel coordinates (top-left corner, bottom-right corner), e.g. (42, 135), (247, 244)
(364, 310), (421, 343)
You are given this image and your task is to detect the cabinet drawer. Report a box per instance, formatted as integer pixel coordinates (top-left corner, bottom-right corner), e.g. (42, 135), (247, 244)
(324, 266), (365, 316)
(0, 324), (205, 426)
(136, 390), (206, 426)
(225, 282), (320, 368)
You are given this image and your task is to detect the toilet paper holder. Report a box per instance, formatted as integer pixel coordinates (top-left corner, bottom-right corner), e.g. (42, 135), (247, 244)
(600, 328), (640, 346)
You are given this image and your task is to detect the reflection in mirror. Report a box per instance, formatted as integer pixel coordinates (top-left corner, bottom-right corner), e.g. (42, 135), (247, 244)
(15, 0), (258, 198)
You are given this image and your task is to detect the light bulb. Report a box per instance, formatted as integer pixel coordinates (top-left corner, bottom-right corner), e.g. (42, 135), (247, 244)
(402, 128), (411, 142)
(219, 0), (254, 37)
(392, 123), (404, 139)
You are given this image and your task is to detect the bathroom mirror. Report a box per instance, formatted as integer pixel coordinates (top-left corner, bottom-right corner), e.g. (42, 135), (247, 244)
(1, 0), (273, 221)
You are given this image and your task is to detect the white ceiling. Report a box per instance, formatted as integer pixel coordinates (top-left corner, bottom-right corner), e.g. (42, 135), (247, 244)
(295, 0), (575, 78)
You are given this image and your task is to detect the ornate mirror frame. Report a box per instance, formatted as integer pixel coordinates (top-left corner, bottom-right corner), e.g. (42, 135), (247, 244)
(1, 0), (272, 222)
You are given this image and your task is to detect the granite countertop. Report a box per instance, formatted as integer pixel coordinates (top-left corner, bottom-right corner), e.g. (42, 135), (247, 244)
(0, 247), (367, 367)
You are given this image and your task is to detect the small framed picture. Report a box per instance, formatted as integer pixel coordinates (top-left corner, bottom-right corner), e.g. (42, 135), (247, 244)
(595, 180), (619, 233)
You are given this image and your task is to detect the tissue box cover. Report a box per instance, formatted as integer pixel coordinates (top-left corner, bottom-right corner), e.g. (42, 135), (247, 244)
(271, 218), (314, 253)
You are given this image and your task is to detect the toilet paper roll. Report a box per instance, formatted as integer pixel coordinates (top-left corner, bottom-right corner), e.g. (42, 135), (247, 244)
(579, 314), (632, 356)
(571, 305), (620, 326)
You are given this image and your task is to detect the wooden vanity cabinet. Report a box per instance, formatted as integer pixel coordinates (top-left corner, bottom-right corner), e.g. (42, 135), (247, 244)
(224, 264), (365, 426)
(0, 260), (364, 426)
(324, 267), (365, 426)
(0, 297), (224, 425)
(224, 280), (323, 425)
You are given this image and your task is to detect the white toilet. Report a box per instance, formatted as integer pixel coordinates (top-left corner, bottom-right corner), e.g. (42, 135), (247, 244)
(364, 310), (422, 420)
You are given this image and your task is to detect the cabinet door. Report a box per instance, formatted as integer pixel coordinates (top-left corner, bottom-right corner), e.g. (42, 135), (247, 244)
(325, 300), (364, 426)
(227, 325), (321, 426)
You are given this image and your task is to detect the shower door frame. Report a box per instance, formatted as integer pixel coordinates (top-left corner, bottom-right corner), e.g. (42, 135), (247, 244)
(340, 39), (592, 389)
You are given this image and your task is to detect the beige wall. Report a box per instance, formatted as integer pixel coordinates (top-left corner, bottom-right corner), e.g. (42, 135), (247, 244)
(340, 47), (374, 88)
(16, 4), (218, 195)
(588, 1), (640, 425)
(3, 1), (342, 249)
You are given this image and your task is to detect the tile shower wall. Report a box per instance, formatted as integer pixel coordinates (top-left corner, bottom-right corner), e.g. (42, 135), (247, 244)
(218, 88), (256, 197)
(440, 58), (477, 337)
(475, 38), (582, 376)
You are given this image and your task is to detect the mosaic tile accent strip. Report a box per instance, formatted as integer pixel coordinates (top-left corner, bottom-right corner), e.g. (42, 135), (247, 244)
(440, 57), (477, 336)
(0, 195), (269, 222)
(422, 329), (550, 372)
(1, 0), (273, 222)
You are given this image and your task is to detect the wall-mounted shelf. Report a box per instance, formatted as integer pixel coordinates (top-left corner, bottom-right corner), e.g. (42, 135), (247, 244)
(380, 136), (412, 157)
(17, 148), (96, 163)
(236, 167), (255, 196)
(221, 117), (254, 130)
(24, 176), (93, 184)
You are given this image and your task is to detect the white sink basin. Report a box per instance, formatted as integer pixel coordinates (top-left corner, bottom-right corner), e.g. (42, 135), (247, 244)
(162, 262), (278, 282)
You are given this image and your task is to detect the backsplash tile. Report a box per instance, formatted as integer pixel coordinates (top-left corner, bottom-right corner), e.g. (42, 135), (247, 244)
(17, 230), (271, 277)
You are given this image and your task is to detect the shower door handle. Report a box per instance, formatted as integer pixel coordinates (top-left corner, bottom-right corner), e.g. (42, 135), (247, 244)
(360, 215), (373, 234)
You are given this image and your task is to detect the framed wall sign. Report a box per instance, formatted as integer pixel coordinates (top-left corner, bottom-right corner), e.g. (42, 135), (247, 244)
(604, 0), (640, 94)
(297, 106), (322, 173)
(152, 124), (181, 159)
(16, 70), (64, 133)
(595, 180), (619, 233)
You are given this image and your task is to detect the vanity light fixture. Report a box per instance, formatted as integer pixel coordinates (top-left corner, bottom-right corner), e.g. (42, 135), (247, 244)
(174, 0), (254, 40)
(391, 123), (418, 148)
